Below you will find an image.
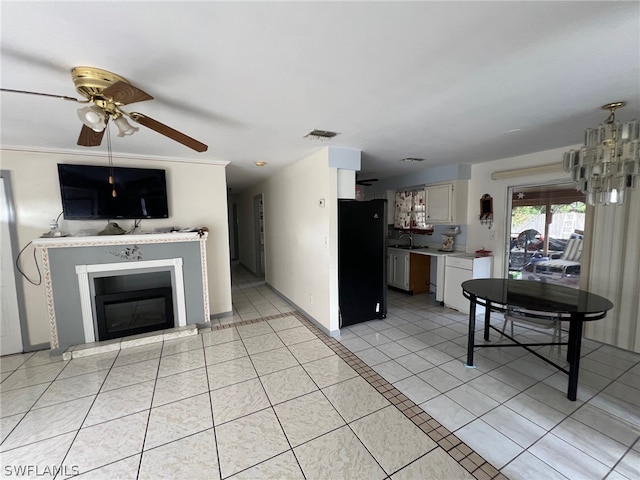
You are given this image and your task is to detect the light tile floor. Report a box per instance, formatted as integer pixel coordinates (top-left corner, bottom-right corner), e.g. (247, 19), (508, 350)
(1, 263), (638, 480)
(343, 288), (640, 480)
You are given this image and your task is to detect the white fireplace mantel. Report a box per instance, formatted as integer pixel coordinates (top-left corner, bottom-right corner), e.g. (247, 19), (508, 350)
(33, 232), (209, 350)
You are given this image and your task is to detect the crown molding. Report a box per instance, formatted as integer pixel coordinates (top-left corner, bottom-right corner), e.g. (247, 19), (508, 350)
(0, 145), (229, 167)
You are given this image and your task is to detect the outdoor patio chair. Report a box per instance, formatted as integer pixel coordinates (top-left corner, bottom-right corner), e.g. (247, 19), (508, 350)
(533, 237), (582, 278)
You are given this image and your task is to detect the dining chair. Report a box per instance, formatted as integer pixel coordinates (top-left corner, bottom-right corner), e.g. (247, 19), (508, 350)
(501, 306), (566, 356)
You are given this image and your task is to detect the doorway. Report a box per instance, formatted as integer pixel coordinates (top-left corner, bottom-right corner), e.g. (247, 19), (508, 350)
(506, 183), (586, 289)
(253, 194), (265, 277)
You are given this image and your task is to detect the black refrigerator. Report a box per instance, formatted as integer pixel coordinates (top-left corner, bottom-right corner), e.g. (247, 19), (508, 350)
(338, 199), (387, 327)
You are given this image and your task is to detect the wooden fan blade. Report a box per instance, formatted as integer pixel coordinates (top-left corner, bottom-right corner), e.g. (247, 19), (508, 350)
(129, 112), (208, 152)
(1, 88), (81, 102)
(102, 81), (153, 105)
(77, 124), (105, 147)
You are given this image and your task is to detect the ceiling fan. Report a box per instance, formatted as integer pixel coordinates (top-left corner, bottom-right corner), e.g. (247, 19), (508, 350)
(356, 175), (379, 186)
(1, 66), (208, 152)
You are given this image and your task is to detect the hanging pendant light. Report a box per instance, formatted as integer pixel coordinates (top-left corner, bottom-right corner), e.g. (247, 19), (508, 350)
(563, 102), (639, 206)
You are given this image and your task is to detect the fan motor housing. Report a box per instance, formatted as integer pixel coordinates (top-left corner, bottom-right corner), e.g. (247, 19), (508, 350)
(71, 66), (129, 101)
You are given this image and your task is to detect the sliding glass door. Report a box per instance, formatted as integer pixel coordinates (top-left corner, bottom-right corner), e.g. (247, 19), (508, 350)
(506, 184), (586, 289)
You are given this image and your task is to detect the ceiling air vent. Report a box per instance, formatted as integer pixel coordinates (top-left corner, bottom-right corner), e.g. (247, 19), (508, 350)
(400, 157), (425, 162)
(304, 129), (339, 140)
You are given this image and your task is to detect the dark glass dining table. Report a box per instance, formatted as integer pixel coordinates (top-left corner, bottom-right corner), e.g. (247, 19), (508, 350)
(461, 279), (613, 401)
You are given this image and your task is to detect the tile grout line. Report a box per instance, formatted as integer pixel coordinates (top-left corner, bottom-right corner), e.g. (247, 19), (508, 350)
(212, 312), (507, 480)
(234, 321), (309, 480)
(200, 332), (225, 480)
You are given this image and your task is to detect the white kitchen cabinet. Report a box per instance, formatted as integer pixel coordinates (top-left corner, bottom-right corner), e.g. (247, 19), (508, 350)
(388, 249), (410, 290)
(425, 184), (453, 223)
(444, 254), (492, 314)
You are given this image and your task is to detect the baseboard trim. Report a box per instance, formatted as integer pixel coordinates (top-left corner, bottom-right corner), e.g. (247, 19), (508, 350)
(264, 282), (339, 337)
(23, 342), (51, 353)
(210, 310), (233, 320)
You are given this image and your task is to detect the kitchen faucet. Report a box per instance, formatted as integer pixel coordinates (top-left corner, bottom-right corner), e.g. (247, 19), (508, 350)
(399, 233), (413, 247)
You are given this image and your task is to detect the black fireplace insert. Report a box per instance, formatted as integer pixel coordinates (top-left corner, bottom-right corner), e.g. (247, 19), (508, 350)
(95, 287), (174, 340)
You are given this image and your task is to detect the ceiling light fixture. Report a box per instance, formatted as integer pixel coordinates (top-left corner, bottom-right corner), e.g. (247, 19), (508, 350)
(113, 115), (139, 137)
(563, 101), (639, 205)
(77, 105), (107, 132)
(255, 161), (267, 167)
(304, 129), (338, 141)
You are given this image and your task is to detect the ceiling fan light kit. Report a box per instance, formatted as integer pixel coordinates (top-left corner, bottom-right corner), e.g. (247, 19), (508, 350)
(77, 105), (107, 132)
(113, 115), (139, 137)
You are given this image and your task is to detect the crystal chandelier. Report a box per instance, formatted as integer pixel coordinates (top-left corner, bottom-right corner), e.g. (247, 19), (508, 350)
(563, 102), (639, 205)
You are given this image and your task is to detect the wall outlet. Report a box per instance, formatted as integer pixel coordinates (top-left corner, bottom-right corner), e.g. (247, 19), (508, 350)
(489, 230), (497, 241)
(309, 293), (313, 305)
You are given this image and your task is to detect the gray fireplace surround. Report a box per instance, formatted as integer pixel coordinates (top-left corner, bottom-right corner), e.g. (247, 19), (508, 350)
(33, 232), (210, 351)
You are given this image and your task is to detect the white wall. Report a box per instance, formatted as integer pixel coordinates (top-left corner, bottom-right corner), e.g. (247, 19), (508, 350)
(1, 149), (232, 347)
(238, 147), (346, 333)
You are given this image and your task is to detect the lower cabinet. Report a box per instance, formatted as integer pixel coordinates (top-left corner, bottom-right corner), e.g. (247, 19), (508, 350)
(409, 254), (430, 294)
(443, 255), (492, 314)
(388, 250), (409, 290)
(387, 250), (430, 294)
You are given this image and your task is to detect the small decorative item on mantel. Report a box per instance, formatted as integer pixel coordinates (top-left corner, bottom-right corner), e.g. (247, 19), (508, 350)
(98, 222), (126, 235)
(479, 194), (493, 228)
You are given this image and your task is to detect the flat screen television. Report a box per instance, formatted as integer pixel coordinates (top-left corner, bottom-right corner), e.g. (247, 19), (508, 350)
(57, 164), (169, 220)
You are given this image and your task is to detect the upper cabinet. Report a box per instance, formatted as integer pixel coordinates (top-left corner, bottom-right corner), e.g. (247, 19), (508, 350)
(427, 181), (468, 225)
(425, 184), (453, 223)
(394, 181), (468, 227)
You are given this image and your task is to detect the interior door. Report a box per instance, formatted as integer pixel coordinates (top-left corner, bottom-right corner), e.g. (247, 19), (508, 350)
(1, 175), (23, 355)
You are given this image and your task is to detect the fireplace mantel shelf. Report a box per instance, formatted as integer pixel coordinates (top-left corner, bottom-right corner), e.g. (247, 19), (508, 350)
(33, 231), (206, 248)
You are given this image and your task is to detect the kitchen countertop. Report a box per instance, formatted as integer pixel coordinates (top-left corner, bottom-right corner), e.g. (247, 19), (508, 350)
(387, 246), (456, 257)
(446, 252), (478, 259)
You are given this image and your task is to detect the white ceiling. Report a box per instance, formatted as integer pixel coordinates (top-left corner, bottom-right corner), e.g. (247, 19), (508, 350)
(1, 1), (639, 192)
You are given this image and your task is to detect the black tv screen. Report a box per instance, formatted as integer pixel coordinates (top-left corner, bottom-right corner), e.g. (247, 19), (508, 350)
(58, 164), (169, 220)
